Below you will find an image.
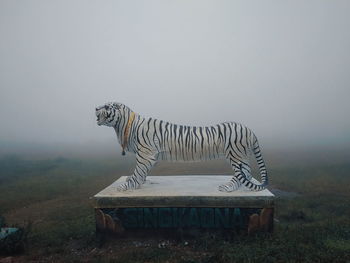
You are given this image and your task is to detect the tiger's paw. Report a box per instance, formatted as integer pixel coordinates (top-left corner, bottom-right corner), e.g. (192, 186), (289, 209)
(117, 183), (137, 191)
(218, 182), (239, 192)
(117, 180), (140, 191)
(117, 183), (130, 191)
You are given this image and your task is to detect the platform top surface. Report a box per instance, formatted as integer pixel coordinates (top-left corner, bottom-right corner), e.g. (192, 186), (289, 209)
(94, 175), (274, 198)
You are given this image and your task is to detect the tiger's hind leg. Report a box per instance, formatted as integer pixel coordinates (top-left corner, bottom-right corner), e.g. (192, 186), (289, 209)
(218, 157), (250, 192)
(117, 153), (157, 191)
(241, 162), (252, 180)
(218, 174), (241, 192)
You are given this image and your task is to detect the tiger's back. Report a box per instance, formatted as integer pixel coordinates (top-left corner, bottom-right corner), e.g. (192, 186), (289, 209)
(135, 119), (254, 162)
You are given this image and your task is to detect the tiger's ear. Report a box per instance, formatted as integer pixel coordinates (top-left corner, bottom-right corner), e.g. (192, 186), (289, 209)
(113, 103), (121, 109)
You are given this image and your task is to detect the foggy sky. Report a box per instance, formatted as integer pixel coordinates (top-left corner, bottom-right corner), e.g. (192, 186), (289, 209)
(1, 0), (350, 153)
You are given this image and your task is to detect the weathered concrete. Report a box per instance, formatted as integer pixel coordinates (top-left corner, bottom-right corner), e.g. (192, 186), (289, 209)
(92, 175), (275, 208)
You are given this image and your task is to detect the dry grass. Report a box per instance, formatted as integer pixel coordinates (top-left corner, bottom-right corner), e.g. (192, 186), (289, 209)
(0, 153), (349, 262)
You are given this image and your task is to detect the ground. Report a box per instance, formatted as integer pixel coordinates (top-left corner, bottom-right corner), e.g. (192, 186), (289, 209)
(0, 151), (349, 262)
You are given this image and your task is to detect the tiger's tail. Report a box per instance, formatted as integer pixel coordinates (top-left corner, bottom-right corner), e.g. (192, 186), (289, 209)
(237, 134), (268, 191)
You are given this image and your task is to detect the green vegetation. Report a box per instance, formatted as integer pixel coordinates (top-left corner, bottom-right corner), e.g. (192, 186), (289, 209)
(0, 154), (349, 262)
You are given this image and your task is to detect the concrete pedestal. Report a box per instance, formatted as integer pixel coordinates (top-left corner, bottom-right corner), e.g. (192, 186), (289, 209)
(91, 175), (275, 236)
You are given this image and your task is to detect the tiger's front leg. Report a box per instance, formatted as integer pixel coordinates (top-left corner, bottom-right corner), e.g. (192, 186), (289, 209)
(117, 153), (157, 191)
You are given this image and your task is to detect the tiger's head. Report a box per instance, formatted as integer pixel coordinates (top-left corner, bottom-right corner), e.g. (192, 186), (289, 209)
(95, 102), (121, 127)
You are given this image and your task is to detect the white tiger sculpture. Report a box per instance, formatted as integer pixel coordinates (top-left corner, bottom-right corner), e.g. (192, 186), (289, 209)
(96, 102), (268, 192)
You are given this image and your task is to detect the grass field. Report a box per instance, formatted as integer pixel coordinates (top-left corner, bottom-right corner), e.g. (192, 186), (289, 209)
(0, 151), (349, 263)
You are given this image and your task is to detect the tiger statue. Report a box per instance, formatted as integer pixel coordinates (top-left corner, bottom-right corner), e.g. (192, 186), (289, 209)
(95, 102), (268, 192)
